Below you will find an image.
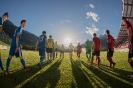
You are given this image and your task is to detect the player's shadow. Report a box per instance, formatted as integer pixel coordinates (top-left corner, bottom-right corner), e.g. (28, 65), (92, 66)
(100, 64), (132, 75)
(100, 64), (133, 82)
(0, 61), (50, 88)
(70, 59), (94, 88)
(81, 61), (133, 88)
(21, 58), (63, 88)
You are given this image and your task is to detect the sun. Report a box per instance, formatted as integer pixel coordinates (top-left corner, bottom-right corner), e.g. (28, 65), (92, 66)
(64, 37), (71, 45)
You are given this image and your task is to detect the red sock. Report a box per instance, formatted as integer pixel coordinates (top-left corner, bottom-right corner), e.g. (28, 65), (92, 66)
(96, 58), (98, 61)
(97, 57), (100, 67)
(108, 58), (114, 67)
(130, 61), (133, 68)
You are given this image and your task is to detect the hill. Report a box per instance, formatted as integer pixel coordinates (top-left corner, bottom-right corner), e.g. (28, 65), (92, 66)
(2, 20), (38, 46)
(1, 20), (108, 50)
(0, 31), (11, 45)
(99, 34), (108, 50)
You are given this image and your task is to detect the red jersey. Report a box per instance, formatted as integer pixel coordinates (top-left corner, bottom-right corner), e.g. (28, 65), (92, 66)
(77, 45), (82, 52)
(125, 21), (133, 43)
(93, 37), (100, 51)
(107, 34), (114, 50)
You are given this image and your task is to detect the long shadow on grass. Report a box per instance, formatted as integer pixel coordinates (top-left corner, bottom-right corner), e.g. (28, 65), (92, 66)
(100, 64), (133, 81)
(101, 64), (132, 76)
(81, 61), (133, 88)
(70, 59), (94, 88)
(0, 61), (50, 88)
(22, 58), (63, 88)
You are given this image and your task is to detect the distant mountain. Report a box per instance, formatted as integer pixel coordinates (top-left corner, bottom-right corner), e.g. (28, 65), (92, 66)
(1, 20), (108, 50)
(99, 34), (108, 50)
(2, 20), (38, 46)
(80, 34), (108, 50)
(81, 44), (85, 48)
(80, 41), (92, 48)
(0, 31), (12, 45)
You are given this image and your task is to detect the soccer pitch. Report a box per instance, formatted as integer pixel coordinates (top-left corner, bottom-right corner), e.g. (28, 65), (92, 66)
(0, 50), (133, 88)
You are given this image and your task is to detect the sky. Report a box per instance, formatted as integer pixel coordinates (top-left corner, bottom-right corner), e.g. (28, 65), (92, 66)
(0, 0), (122, 46)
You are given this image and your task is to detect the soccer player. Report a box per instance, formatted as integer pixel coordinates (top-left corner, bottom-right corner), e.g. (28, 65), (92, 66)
(0, 12), (9, 71)
(69, 43), (74, 59)
(85, 39), (92, 61)
(60, 44), (65, 58)
(122, 17), (133, 78)
(35, 31), (49, 69)
(105, 30), (116, 68)
(53, 41), (58, 58)
(5, 20), (30, 75)
(77, 43), (82, 59)
(46, 35), (54, 62)
(90, 33), (101, 68)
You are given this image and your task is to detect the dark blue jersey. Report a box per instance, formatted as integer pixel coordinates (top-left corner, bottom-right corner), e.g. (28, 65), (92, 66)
(38, 34), (47, 48)
(11, 26), (23, 47)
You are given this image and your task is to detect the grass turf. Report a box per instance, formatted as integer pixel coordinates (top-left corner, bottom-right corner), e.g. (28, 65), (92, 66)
(0, 50), (133, 88)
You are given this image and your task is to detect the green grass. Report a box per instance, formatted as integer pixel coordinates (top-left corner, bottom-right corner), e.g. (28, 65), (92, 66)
(0, 50), (133, 88)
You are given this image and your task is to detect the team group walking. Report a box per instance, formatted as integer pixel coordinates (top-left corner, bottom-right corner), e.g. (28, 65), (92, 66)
(0, 12), (133, 78)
